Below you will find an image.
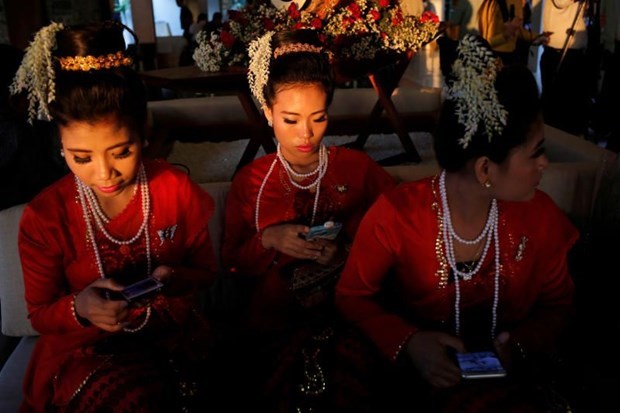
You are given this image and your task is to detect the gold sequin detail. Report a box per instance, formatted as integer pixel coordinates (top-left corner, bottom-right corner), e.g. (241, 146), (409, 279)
(515, 235), (528, 261)
(431, 175), (449, 288)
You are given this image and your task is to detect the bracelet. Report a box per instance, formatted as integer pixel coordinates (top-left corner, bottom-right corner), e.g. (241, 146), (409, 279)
(123, 305), (152, 333)
(393, 331), (415, 361)
(71, 294), (88, 328)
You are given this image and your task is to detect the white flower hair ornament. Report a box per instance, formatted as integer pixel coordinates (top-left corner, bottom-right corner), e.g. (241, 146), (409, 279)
(446, 35), (508, 149)
(247, 31), (275, 108)
(10, 22), (65, 123)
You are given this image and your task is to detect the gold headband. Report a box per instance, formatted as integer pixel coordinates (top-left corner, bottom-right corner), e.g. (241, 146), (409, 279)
(273, 43), (323, 59)
(58, 51), (133, 71)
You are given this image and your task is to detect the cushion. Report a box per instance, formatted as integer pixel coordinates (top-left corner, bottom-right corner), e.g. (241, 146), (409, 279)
(0, 204), (37, 337)
(0, 336), (37, 411)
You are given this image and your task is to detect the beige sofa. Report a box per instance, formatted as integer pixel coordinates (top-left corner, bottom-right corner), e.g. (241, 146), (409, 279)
(0, 126), (614, 411)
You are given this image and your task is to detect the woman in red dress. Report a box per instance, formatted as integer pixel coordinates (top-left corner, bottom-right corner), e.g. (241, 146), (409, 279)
(220, 30), (395, 411)
(336, 36), (578, 412)
(12, 22), (216, 412)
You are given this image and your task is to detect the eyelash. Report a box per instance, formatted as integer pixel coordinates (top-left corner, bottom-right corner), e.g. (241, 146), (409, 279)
(72, 148), (133, 164)
(283, 116), (327, 124)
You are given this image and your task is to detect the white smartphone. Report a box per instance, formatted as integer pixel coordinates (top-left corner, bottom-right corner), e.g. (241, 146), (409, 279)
(456, 351), (507, 379)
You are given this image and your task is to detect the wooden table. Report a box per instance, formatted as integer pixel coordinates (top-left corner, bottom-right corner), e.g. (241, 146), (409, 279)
(336, 52), (422, 164)
(139, 65), (276, 172)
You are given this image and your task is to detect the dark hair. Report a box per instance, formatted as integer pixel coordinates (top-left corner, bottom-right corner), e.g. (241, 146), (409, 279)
(434, 63), (541, 171)
(48, 21), (147, 137)
(263, 30), (334, 108)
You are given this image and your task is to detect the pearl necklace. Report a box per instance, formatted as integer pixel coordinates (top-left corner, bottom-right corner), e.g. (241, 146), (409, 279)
(75, 164), (152, 333)
(255, 144), (328, 232)
(439, 170), (500, 339)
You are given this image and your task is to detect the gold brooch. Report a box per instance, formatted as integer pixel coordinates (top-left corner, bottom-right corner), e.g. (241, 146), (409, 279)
(335, 184), (348, 193)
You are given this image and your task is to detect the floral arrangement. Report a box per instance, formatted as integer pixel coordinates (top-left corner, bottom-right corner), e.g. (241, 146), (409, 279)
(193, 0), (439, 72)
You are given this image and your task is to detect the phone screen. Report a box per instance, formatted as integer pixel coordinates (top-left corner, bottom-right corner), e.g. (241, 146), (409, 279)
(305, 221), (343, 241)
(456, 351), (507, 379)
(121, 277), (164, 302)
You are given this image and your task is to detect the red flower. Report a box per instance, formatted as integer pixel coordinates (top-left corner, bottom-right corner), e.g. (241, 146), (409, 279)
(293, 22), (305, 30)
(262, 17), (275, 31)
(311, 17), (323, 29)
(391, 10), (403, 26)
(220, 31), (235, 49)
(288, 3), (301, 19)
(370, 9), (381, 21)
(420, 11), (439, 23)
(347, 3), (361, 19)
(379, 0), (390, 8)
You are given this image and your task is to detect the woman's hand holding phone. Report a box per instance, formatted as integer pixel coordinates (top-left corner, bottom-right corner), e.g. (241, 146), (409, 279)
(74, 278), (128, 332)
(406, 331), (466, 389)
(262, 223), (323, 260)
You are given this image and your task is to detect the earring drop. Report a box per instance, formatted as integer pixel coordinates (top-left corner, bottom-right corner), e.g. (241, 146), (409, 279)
(267, 119), (273, 127)
(60, 149), (65, 157)
(483, 180), (492, 188)
(143, 139), (149, 148)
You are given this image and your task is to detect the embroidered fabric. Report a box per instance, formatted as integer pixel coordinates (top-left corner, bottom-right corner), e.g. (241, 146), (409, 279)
(282, 259), (346, 308)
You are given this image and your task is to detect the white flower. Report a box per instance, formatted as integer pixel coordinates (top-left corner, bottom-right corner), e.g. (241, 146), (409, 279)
(447, 35), (507, 148)
(247, 31), (274, 107)
(10, 22), (65, 123)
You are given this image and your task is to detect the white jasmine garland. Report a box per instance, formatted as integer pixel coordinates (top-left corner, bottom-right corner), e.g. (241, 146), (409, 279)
(194, 31), (228, 72)
(247, 31), (274, 107)
(10, 22), (65, 123)
(446, 35), (507, 148)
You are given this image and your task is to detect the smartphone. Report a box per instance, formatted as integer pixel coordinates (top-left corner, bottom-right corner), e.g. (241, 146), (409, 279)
(456, 351), (507, 379)
(305, 221), (343, 241)
(120, 277), (164, 303)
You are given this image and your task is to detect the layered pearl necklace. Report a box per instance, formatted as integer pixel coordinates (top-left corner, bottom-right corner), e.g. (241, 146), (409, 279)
(439, 170), (500, 339)
(75, 164), (152, 332)
(255, 144), (328, 232)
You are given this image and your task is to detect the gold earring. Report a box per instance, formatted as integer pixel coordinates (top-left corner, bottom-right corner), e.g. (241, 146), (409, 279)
(483, 180), (492, 188)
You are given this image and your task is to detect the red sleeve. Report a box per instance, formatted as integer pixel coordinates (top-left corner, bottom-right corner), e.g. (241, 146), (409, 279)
(221, 168), (278, 276)
(336, 193), (418, 361)
(509, 192), (579, 354)
(19, 204), (85, 334)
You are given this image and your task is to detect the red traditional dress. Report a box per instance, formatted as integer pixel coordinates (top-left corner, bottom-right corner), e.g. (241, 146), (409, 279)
(18, 160), (216, 413)
(336, 175), (579, 411)
(221, 146), (395, 411)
